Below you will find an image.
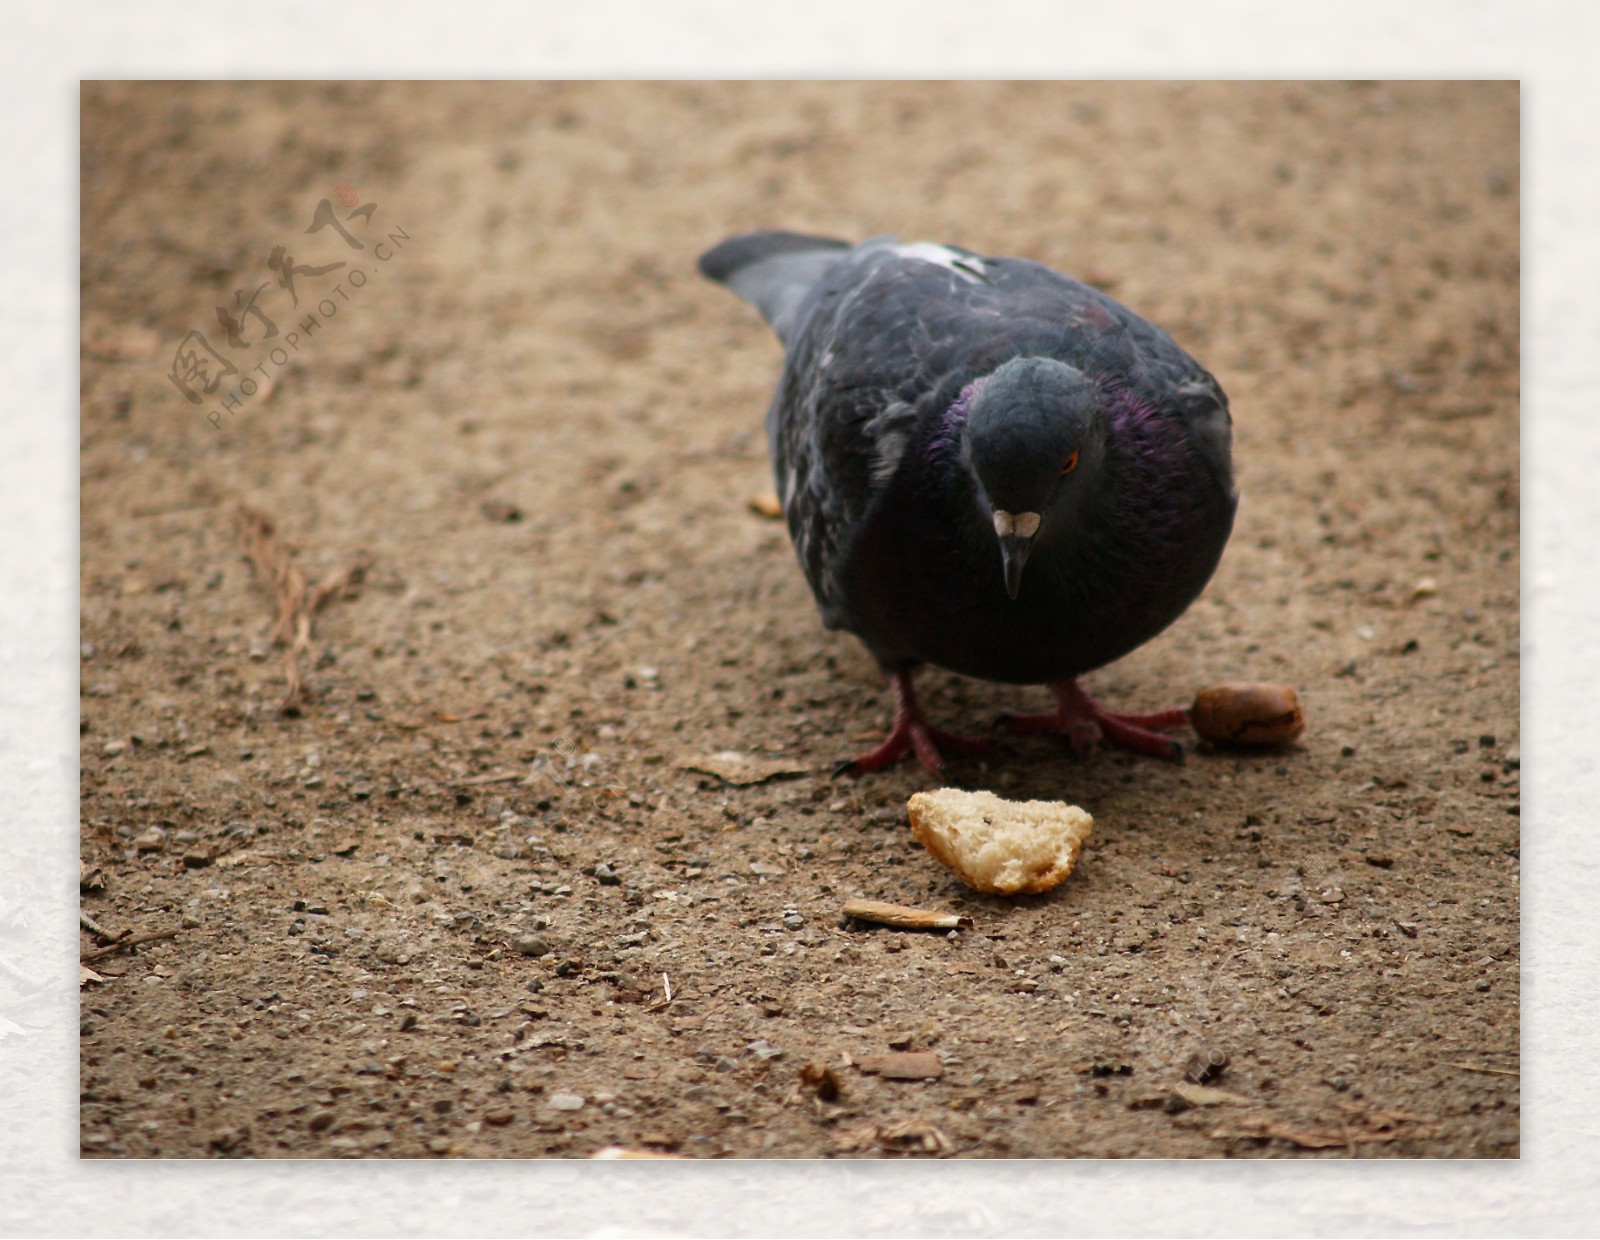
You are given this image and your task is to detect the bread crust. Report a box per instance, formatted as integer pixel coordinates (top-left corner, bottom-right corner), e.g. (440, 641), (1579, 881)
(908, 788), (1093, 895)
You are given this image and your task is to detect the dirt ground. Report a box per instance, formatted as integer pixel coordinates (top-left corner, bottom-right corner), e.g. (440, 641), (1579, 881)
(76, 80), (1519, 1160)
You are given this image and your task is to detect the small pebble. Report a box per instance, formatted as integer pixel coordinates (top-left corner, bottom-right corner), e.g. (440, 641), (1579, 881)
(134, 827), (166, 853)
(781, 911), (805, 930)
(547, 1092), (585, 1111)
(513, 934), (552, 957)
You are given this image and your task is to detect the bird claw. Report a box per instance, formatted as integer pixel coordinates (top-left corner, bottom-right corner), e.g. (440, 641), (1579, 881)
(839, 670), (991, 778)
(1003, 680), (1189, 761)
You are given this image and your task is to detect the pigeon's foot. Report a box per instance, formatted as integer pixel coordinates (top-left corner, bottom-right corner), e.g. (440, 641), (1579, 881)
(1000, 679), (1188, 760)
(835, 670), (996, 779)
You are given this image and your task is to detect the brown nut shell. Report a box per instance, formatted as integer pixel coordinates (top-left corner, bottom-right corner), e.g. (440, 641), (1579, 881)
(1190, 682), (1305, 746)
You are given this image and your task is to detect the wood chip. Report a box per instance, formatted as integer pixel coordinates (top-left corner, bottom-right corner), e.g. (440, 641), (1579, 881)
(855, 1051), (944, 1080)
(216, 849), (271, 868)
(746, 492), (784, 519)
(1170, 1082), (1253, 1108)
(841, 899), (973, 932)
(678, 751), (811, 785)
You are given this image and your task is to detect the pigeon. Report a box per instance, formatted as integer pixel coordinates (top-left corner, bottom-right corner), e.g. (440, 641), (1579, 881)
(698, 231), (1237, 777)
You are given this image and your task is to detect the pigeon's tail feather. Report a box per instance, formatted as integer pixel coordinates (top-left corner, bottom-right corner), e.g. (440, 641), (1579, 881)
(699, 231), (854, 345)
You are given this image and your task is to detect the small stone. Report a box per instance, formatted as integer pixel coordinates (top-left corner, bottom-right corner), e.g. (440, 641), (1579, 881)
(1503, 745), (1520, 771)
(746, 1039), (784, 1061)
(373, 938), (414, 965)
(102, 740), (126, 757)
(593, 863), (621, 886)
(134, 827), (166, 853)
(513, 934), (552, 957)
(1183, 1047), (1230, 1085)
(308, 1111), (337, 1133)
(483, 1108), (515, 1126)
(781, 910), (805, 930)
(547, 1092), (585, 1111)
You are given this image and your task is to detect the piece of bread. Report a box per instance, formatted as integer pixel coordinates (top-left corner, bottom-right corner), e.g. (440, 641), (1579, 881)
(907, 788), (1093, 895)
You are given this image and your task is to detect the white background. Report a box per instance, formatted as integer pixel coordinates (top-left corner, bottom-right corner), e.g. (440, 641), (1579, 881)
(5, 1), (1594, 1235)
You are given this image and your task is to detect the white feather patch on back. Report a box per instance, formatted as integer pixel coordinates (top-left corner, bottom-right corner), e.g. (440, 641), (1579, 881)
(893, 242), (989, 283)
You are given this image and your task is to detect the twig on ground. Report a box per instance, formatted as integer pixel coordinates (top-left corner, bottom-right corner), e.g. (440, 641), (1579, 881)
(80, 927), (183, 963)
(1444, 1061), (1519, 1077)
(236, 506), (366, 713)
(79, 911), (124, 945)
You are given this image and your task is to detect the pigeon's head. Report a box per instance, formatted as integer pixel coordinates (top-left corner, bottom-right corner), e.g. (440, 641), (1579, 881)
(963, 357), (1107, 600)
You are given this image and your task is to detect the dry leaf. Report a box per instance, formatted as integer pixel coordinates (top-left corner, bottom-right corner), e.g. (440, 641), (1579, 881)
(799, 1063), (841, 1101)
(877, 1120), (953, 1156)
(678, 751), (811, 786)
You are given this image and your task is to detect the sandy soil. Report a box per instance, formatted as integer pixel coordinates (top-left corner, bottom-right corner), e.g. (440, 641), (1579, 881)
(75, 80), (1519, 1158)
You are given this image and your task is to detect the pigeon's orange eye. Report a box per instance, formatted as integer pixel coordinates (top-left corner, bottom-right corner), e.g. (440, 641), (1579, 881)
(1061, 451), (1080, 476)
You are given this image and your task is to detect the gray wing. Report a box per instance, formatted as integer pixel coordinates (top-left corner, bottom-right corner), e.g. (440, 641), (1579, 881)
(697, 232), (853, 346)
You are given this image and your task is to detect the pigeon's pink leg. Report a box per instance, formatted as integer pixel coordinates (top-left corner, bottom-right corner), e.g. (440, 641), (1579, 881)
(836, 669), (996, 779)
(1001, 679), (1188, 760)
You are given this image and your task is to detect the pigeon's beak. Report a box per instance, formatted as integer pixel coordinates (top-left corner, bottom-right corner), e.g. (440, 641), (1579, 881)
(991, 509), (1042, 600)
(999, 533), (1035, 600)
